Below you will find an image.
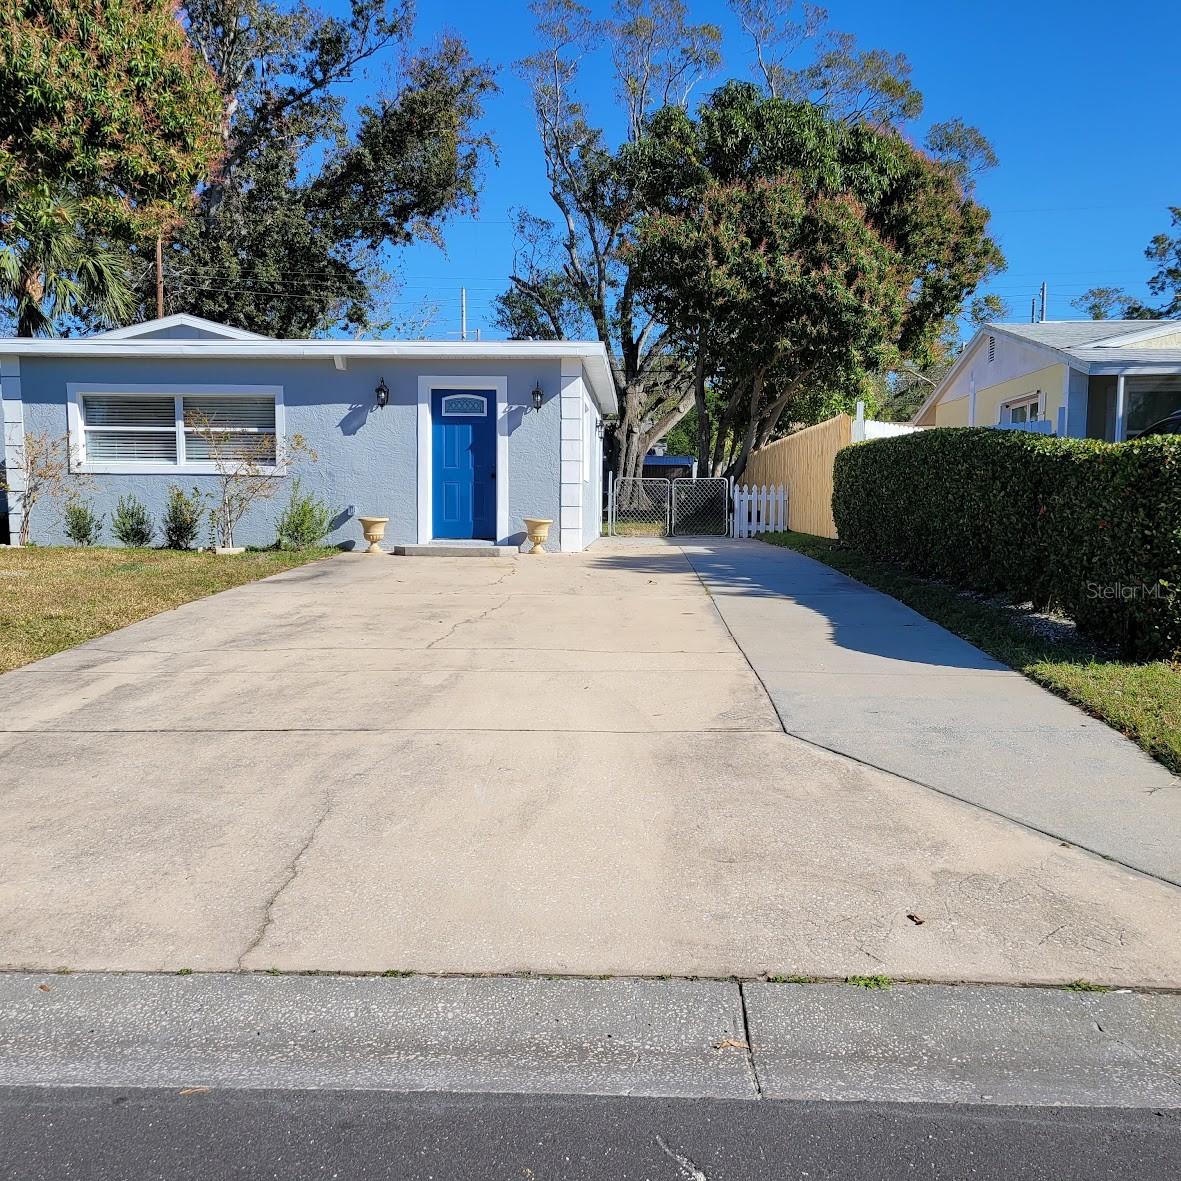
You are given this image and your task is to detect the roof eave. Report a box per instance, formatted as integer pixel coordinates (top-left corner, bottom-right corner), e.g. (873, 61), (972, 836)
(0, 336), (620, 415)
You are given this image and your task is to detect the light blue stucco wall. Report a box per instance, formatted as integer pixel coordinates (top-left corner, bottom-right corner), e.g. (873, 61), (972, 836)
(15, 354), (564, 549)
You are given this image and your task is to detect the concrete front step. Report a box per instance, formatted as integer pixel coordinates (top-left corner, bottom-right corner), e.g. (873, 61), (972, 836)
(392, 544), (519, 558)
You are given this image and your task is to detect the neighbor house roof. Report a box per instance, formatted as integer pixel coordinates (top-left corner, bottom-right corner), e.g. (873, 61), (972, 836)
(987, 319), (1181, 370)
(986, 320), (1166, 349)
(0, 316), (619, 414)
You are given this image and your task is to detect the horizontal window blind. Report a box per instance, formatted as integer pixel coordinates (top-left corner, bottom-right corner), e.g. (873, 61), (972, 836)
(86, 430), (178, 462)
(182, 396), (275, 430)
(78, 391), (279, 467)
(183, 432), (277, 462)
(81, 394), (177, 464)
(82, 395), (174, 428)
(183, 395), (276, 462)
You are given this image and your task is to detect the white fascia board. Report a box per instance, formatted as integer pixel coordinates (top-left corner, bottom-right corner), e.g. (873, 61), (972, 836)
(1084, 361), (1181, 375)
(0, 336), (620, 416)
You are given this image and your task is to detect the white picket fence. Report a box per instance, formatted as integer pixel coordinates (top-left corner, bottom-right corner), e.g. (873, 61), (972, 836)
(731, 484), (788, 538)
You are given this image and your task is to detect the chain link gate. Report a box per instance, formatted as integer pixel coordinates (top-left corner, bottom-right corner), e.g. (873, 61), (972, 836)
(609, 476), (730, 537)
(671, 477), (729, 536)
(609, 477), (670, 536)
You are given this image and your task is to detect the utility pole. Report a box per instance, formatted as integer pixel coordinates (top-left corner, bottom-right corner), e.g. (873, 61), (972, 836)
(155, 237), (165, 319)
(1030, 297), (1036, 323)
(460, 287), (467, 341)
(1039, 281), (1048, 323)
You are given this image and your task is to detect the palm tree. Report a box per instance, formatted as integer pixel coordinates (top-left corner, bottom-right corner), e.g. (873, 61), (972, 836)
(0, 189), (135, 336)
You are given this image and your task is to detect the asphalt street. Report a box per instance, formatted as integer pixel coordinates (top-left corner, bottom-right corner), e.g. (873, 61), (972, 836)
(2, 1088), (1178, 1181)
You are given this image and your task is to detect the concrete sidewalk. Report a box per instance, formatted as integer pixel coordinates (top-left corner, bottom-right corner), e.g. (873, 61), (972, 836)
(1, 542), (1180, 985)
(2, 971), (1178, 1107)
(677, 539), (1181, 886)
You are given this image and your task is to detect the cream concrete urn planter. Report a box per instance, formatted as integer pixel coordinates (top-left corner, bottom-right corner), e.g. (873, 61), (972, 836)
(358, 515), (389, 554)
(522, 517), (553, 555)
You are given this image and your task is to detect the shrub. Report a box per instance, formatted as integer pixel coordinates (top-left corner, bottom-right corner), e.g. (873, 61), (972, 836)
(63, 497), (103, 546)
(163, 485), (204, 550)
(111, 494), (155, 547)
(832, 428), (1181, 661)
(275, 478), (334, 549)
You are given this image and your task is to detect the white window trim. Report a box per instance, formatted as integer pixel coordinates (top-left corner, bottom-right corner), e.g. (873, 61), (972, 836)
(67, 383), (285, 474)
(999, 391), (1043, 425)
(417, 376), (509, 545)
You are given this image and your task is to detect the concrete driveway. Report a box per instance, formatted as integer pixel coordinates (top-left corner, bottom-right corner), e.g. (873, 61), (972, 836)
(1, 539), (1180, 985)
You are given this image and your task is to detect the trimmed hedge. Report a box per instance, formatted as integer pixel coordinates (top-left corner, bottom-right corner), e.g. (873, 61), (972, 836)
(832, 428), (1181, 661)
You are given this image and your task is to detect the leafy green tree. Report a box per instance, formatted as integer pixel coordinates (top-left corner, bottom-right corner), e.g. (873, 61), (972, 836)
(503, 0), (998, 481)
(1141, 207), (1181, 318)
(629, 83), (1003, 476)
(1066, 208), (1181, 321)
(0, 190), (135, 336)
(148, 1), (497, 336)
(728, 0), (920, 126)
(0, 0), (223, 239)
(1071, 286), (1142, 320)
(923, 118), (998, 195)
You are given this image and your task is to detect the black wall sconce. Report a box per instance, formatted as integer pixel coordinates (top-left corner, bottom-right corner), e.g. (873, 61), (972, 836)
(374, 378), (389, 409)
(531, 382), (545, 411)
(596, 419), (605, 438)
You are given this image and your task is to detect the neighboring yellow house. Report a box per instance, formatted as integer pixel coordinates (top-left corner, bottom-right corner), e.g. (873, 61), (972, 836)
(913, 320), (1181, 441)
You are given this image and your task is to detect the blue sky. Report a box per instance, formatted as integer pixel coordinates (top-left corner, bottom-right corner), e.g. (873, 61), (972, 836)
(342, 0), (1181, 339)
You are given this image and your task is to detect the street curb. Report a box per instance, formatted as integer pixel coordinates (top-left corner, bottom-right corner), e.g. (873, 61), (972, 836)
(1, 973), (1178, 1107)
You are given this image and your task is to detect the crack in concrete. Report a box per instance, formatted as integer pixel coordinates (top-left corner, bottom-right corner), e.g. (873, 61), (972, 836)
(736, 981), (764, 1099)
(426, 595), (514, 649)
(236, 788), (335, 969)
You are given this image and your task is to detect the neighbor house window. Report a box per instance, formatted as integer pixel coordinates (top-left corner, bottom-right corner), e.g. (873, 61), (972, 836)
(72, 386), (281, 471)
(1001, 394), (1041, 425)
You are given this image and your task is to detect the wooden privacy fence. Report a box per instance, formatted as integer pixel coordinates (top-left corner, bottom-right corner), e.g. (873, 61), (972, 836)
(732, 484), (788, 537)
(742, 413), (853, 538)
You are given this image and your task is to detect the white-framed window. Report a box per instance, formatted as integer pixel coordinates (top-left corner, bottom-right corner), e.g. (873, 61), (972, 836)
(68, 384), (283, 473)
(1000, 392), (1042, 425)
(440, 393), (488, 416)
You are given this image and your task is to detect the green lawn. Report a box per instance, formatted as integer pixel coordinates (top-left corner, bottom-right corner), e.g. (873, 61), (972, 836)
(762, 531), (1181, 776)
(0, 546), (335, 674)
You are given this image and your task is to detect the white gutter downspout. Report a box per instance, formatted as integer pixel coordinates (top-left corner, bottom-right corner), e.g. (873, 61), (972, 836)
(1115, 374), (1127, 442)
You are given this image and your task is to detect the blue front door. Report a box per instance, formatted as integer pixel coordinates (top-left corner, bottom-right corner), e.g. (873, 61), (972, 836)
(432, 389), (496, 539)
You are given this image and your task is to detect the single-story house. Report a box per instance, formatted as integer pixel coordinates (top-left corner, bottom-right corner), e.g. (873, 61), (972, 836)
(0, 314), (616, 551)
(912, 319), (1181, 440)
